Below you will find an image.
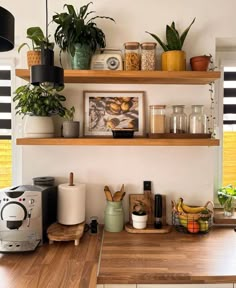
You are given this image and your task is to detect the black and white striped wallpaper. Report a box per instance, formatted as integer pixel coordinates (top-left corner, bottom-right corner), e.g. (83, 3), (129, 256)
(0, 66), (11, 139)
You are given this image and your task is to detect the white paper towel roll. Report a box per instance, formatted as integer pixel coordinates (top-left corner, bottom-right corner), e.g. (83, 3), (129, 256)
(57, 183), (86, 225)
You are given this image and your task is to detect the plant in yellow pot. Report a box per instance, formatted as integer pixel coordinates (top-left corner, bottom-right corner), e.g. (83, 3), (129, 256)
(146, 18), (195, 71)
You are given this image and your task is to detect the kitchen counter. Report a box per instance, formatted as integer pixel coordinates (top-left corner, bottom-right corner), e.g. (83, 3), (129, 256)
(1, 226), (236, 287)
(0, 227), (103, 288)
(97, 226), (236, 285)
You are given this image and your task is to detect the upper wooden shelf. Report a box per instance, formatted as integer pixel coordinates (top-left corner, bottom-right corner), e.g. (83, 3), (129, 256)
(15, 69), (221, 85)
(16, 137), (220, 146)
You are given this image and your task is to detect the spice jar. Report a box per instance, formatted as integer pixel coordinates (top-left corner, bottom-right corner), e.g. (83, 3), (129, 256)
(141, 42), (156, 71)
(124, 42), (140, 70)
(149, 105), (166, 136)
(170, 105), (187, 134)
(189, 105), (207, 133)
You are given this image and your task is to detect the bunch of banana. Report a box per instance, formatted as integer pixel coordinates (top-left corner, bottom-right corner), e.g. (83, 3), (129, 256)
(175, 198), (210, 232)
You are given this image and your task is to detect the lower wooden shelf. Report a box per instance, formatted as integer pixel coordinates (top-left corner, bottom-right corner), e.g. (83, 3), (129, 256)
(16, 137), (220, 146)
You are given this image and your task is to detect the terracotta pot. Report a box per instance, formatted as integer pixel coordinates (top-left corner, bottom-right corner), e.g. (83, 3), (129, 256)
(27, 50), (41, 68)
(190, 55), (211, 71)
(161, 50), (186, 71)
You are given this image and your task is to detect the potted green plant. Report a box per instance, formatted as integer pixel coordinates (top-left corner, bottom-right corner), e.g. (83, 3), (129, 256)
(61, 106), (80, 138)
(146, 18), (195, 71)
(52, 2), (115, 69)
(217, 184), (236, 217)
(132, 200), (148, 229)
(13, 84), (69, 138)
(18, 26), (54, 68)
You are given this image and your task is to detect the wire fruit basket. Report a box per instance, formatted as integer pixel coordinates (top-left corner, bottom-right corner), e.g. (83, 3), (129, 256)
(172, 200), (214, 234)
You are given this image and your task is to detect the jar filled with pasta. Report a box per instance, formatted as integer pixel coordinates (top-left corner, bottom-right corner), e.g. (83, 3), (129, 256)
(124, 42), (140, 70)
(141, 42), (156, 70)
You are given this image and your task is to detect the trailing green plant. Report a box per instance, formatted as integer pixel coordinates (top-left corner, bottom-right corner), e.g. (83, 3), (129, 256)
(52, 2), (115, 58)
(63, 106), (75, 121)
(217, 184), (236, 206)
(132, 200), (147, 216)
(146, 18), (195, 51)
(13, 84), (69, 117)
(18, 26), (54, 53)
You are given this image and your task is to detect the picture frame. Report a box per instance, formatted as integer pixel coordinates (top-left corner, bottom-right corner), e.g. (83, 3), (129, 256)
(83, 90), (145, 137)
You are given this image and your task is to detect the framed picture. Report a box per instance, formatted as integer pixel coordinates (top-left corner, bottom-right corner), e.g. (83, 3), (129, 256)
(83, 91), (145, 137)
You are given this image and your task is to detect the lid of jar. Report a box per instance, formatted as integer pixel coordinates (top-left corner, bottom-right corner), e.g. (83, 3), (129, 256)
(124, 42), (140, 49)
(141, 42), (157, 49)
(149, 105), (166, 109)
(172, 104), (185, 107)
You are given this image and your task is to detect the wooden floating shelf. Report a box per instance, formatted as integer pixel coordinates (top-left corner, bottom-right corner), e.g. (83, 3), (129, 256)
(16, 137), (220, 146)
(15, 69), (221, 85)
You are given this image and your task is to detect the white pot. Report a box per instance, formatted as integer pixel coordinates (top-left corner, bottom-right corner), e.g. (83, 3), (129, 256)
(132, 213), (148, 229)
(24, 115), (54, 138)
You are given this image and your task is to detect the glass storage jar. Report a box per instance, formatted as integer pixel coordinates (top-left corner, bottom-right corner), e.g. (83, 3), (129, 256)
(149, 105), (166, 136)
(170, 105), (187, 134)
(141, 42), (156, 71)
(124, 42), (140, 71)
(189, 105), (207, 134)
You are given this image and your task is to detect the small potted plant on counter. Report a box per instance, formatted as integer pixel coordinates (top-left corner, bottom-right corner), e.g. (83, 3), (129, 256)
(13, 84), (70, 138)
(62, 106), (80, 138)
(146, 18), (195, 71)
(132, 200), (148, 229)
(217, 184), (236, 217)
(52, 2), (115, 69)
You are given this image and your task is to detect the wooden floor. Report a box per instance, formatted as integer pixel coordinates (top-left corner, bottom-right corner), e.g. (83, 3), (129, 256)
(223, 132), (236, 186)
(0, 228), (102, 288)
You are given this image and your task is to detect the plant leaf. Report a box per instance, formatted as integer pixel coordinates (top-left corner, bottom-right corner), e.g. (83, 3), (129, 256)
(166, 25), (181, 50)
(180, 17), (196, 48)
(145, 31), (168, 51)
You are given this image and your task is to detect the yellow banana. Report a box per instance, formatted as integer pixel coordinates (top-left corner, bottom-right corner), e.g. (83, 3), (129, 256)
(181, 198), (205, 214)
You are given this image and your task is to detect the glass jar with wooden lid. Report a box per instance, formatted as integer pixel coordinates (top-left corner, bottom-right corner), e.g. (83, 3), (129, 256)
(141, 42), (157, 71)
(124, 42), (140, 71)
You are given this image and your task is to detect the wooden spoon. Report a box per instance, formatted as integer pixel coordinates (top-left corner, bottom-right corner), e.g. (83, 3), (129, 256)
(104, 185), (113, 201)
(113, 184), (125, 202)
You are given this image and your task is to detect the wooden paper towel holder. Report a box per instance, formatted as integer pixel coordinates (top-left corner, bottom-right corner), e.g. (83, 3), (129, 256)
(47, 222), (85, 246)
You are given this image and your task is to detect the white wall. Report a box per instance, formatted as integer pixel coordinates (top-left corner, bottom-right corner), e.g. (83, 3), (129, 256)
(2, 0), (236, 224)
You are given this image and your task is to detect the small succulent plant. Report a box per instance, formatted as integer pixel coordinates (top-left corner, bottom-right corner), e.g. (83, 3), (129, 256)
(146, 18), (195, 51)
(133, 200), (147, 216)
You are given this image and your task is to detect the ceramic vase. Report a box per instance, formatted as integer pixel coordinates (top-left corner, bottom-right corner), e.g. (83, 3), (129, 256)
(62, 121), (80, 138)
(24, 115), (54, 138)
(104, 201), (124, 232)
(71, 44), (92, 70)
(132, 213), (148, 229)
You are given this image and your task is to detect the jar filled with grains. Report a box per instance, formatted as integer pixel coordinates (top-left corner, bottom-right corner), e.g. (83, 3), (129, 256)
(149, 105), (166, 136)
(141, 42), (157, 71)
(124, 42), (140, 70)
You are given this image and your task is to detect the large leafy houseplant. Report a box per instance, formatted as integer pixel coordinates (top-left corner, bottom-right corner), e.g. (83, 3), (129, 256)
(146, 18), (195, 52)
(13, 84), (68, 117)
(52, 2), (115, 68)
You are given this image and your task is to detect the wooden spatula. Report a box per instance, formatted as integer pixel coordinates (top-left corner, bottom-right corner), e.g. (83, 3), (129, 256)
(104, 185), (113, 201)
(113, 184), (125, 202)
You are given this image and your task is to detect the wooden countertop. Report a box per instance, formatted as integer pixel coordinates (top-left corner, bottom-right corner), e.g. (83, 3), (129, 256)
(0, 228), (103, 288)
(97, 226), (236, 285)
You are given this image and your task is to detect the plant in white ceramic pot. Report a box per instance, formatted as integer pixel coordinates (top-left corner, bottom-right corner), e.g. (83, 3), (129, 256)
(62, 106), (80, 138)
(146, 18), (195, 71)
(132, 200), (148, 229)
(13, 84), (70, 138)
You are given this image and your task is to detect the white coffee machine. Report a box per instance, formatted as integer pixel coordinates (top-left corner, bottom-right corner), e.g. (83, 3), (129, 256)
(0, 184), (57, 252)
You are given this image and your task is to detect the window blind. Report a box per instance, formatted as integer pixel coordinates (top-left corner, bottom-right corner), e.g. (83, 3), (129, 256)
(0, 66), (11, 139)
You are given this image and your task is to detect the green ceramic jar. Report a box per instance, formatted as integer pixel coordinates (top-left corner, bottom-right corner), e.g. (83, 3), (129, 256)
(104, 200), (124, 232)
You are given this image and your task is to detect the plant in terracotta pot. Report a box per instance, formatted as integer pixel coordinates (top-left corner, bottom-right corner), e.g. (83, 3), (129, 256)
(190, 54), (212, 71)
(52, 2), (115, 70)
(18, 26), (54, 68)
(62, 106), (80, 138)
(146, 18), (195, 71)
(13, 84), (70, 138)
(132, 200), (148, 229)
